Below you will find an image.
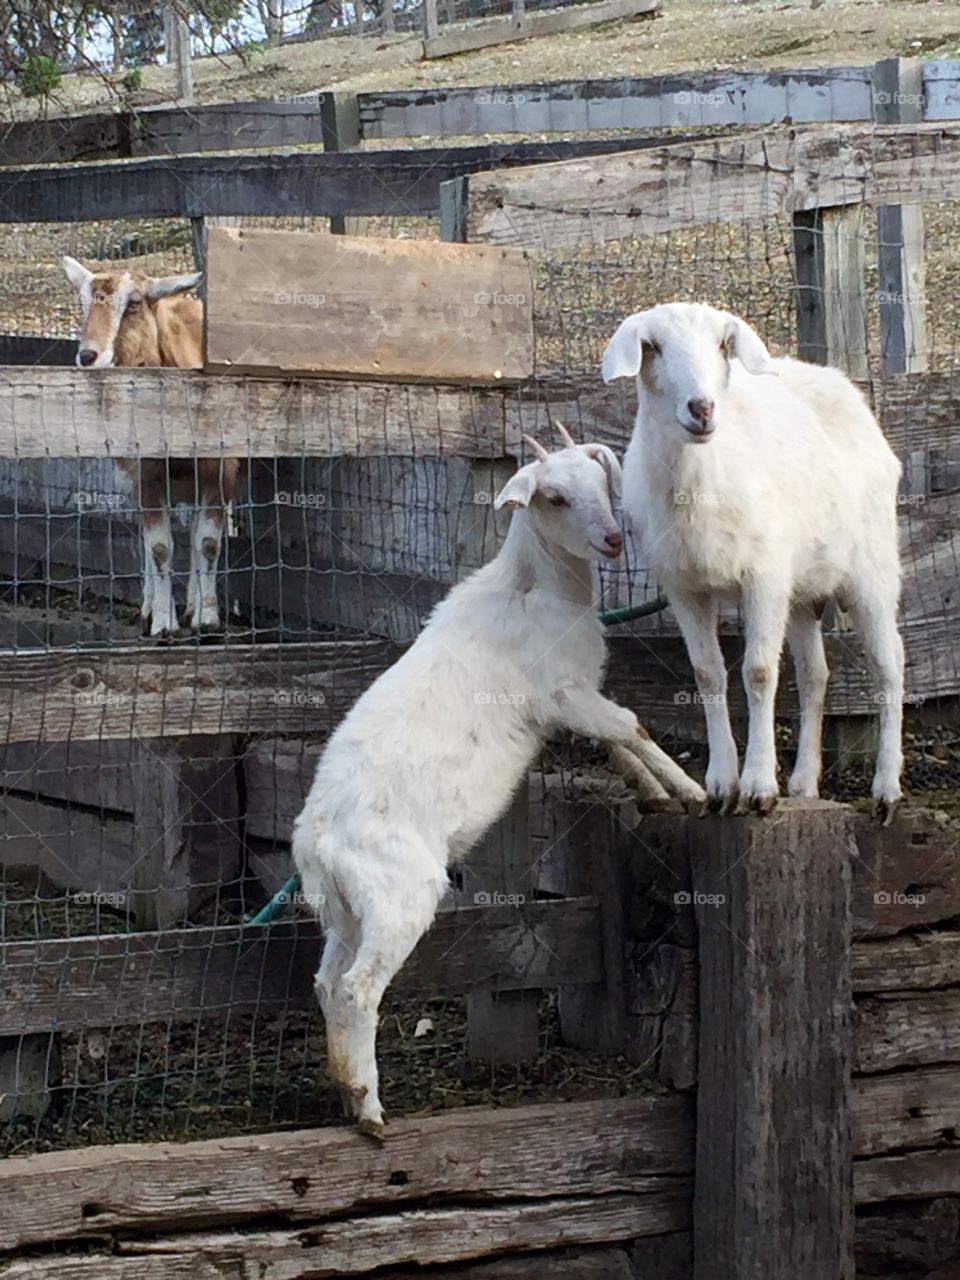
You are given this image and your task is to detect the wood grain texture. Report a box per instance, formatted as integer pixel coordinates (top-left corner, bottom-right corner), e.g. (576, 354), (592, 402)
(204, 227), (534, 383)
(853, 1066), (960, 1158)
(422, 0), (658, 60)
(856, 1150), (960, 1205)
(855, 990), (960, 1073)
(0, 896), (602, 1038)
(0, 366), (514, 458)
(361, 65), (879, 138)
(853, 930), (960, 991)
(468, 122), (960, 248)
(793, 204), (869, 378)
(851, 807), (960, 937)
(690, 800), (855, 1280)
(0, 1193), (690, 1276)
(856, 1197), (960, 1276)
(0, 640), (401, 742)
(0, 1094), (693, 1250)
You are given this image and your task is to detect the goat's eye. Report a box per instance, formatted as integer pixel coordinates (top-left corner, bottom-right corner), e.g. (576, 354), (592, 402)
(643, 340), (661, 357)
(126, 294), (142, 311)
(548, 494), (568, 508)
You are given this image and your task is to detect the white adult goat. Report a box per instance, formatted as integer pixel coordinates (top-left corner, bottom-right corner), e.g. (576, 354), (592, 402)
(292, 426), (704, 1138)
(602, 302), (903, 822)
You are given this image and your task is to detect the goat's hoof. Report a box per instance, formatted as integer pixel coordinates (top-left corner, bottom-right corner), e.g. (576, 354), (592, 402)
(873, 796), (901, 827)
(700, 790), (731, 817)
(357, 1116), (387, 1142)
(736, 791), (779, 817)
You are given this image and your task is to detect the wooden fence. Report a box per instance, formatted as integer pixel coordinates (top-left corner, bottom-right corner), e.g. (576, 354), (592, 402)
(2, 57), (958, 166)
(1, 796), (958, 1276)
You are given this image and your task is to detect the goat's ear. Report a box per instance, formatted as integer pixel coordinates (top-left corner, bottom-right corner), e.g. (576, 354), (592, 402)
(581, 443), (622, 502)
(601, 313), (650, 383)
(147, 272), (202, 300)
(724, 315), (777, 376)
(62, 256), (92, 291)
(495, 463), (539, 510)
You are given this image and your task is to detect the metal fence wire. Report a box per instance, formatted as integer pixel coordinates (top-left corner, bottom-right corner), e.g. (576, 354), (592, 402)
(0, 120), (958, 1153)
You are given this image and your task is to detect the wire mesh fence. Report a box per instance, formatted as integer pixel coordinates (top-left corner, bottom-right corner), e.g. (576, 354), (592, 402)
(1, 119), (959, 1156)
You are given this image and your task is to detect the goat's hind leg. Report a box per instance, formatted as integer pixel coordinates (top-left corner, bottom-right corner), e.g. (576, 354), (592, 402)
(314, 918), (360, 1117)
(786, 605), (829, 798)
(848, 589), (904, 826)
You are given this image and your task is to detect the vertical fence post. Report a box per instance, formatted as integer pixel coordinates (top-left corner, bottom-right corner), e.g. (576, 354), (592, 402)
(164, 2), (194, 105)
(874, 57), (928, 375)
(320, 92), (364, 236)
(423, 0), (439, 40)
(793, 206), (868, 377)
(382, 0), (394, 31)
(690, 800), (855, 1280)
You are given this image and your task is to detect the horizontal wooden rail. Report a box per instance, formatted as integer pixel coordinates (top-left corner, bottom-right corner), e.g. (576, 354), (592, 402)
(422, 0), (658, 60)
(3, 61), (959, 166)
(0, 896), (601, 1038)
(0, 1094), (693, 1251)
(0, 135), (705, 225)
(467, 121), (960, 247)
(0, 365), (956, 459)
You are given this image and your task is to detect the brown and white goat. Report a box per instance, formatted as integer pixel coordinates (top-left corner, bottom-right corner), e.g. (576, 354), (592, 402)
(63, 256), (239, 636)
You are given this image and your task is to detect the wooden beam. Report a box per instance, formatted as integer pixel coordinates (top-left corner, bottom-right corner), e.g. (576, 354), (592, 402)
(0, 1094), (693, 1250)
(855, 1150), (960, 1205)
(852, 931), (960, 991)
(1, 364), (957, 461)
(422, 0), (659, 60)
(203, 227), (534, 384)
(358, 65), (882, 139)
(0, 1193), (691, 1276)
(0, 896), (601, 1040)
(0, 366), (515, 458)
(0, 135), (714, 225)
(0, 639), (402, 742)
(320, 91), (365, 236)
(467, 122), (960, 248)
(690, 800), (855, 1280)
(793, 205), (869, 377)
(855, 990), (960, 1074)
(874, 58), (928, 374)
(852, 1065), (960, 1158)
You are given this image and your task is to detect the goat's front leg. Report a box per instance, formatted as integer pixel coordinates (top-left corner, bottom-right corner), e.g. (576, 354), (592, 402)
(739, 576), (791, 814)
(668, 588), (739, 813)
(186, 503), (224, 632)
(142, 505), (176, 637)
(554, 687), (702, 807)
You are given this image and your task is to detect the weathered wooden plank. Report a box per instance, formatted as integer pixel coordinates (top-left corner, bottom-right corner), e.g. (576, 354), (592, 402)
(853, 931), (960, 991)
(0, 640), (402, 743)
(422, 0), (658, 59)
(0, 1094), (693, 1250)
(204, 227), (534, 384)
(874, 59), (928, 376)
(0, 135), (712, 225)
(117, 1193), (689, 1275)
(921, 59), (960, 123)
(856, 1151), (960, 1205)
(852, 807), (960, 937)
(690, 800), (855, 1280)
(468, 122), (960, 248)
(855, 990), (960, 1074)
(853, 1066), (960, 1158)
(794, 204), (869, 377)
(0, 896), (602, 1038)
(360, 65), (878, 139)
(856, 1197), (960, 1277)
(0, 364), (955, 461)
(0, 366), (514, 459)
(0, 1193), (690, 1277)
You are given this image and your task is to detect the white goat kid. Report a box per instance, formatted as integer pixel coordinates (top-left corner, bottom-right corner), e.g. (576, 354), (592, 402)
(602, 302), (903, 822)
(292, 427), (704, 1138)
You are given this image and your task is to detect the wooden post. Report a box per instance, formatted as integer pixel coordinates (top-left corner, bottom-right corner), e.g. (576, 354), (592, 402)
(320, 92), (364, 236)
(381, 0), (394, 31)
(439, 176), (469, 243)
(0, 1034), (60, 1122)
(793, 206), (868, 378)
(690, 800), (855, 1280)
(423, 0), (439, 40)
(164, 2), (194, 105)
(512, 0), (525, 19)
(874, 58), (927, 375)
(456, 790), (540, 1063)
(129, 736), (242, 930)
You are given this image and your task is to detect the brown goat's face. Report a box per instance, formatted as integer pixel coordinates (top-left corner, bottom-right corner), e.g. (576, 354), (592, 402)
(62, 256), (201, 368)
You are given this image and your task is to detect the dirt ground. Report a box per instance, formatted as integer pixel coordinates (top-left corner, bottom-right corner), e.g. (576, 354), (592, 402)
(3, 0), (960, 121)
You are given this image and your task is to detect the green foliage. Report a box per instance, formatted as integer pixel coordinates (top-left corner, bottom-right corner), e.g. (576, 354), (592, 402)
(15, 52), (61, 99)
(121, 65), (143, 91)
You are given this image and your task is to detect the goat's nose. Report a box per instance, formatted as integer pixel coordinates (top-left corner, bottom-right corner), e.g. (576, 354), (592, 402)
(604, 532), (623, 554)
(687, 397), (715, 425)
(77, 348), (97, 367)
